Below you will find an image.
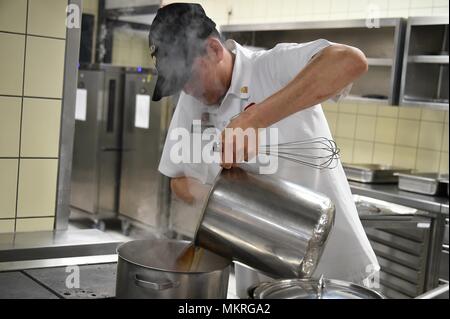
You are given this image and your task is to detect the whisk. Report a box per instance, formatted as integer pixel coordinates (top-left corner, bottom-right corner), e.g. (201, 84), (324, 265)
(259, 137), (341, 170)
(215, 136), (340, 170)
(217, 109), (340, 170)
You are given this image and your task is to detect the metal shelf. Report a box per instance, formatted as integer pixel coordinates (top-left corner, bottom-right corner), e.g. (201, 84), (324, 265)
(220, 18), (402, 32)
(408, 55), (449, 64)
(345, 95), (389, 104)
(221, 18), (406, 106)
(401, 99), (449, 111)
(367, 58), (394, 66)
(400, 16), (449, 108)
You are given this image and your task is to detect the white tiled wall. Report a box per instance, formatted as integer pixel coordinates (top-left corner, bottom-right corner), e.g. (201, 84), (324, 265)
(0, 159), (18, 220)
(0, 32), (25, 96)
(163, 0), (449, 25)
(20, 98), (61, 157)
(15, 217), (55, 232)
(0, 0), (68, 233)
(0, 0), (27, 33)
(27, 0), (68, 38)
(17, 159), (58, 218)
(323, 101), (449, 173)
(112, 28), (153, 68)
(0, 97), (21, 157)
(24, 36), (66, 98)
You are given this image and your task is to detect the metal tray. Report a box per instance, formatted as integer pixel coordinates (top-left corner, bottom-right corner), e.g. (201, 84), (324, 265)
(396, 173), (449, 196)
(343, 164), (412, 183)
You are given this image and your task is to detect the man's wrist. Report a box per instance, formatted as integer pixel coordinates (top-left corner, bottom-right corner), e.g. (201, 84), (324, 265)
(248, 103), (269, 128)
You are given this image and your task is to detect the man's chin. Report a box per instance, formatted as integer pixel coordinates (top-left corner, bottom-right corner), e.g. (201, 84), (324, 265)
(205, 100), (219, 106)
(187, 93), (219, 106)
(200, 96), (219, 106)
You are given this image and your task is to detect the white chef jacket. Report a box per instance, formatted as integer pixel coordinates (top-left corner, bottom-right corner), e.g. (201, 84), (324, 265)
(158, 39), (380, 285)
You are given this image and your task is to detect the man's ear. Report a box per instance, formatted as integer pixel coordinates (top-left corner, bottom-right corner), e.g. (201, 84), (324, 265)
(206, 37), (224, 62)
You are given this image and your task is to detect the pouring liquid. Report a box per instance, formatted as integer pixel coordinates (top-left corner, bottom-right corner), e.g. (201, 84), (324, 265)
(174, 243), (204, 272)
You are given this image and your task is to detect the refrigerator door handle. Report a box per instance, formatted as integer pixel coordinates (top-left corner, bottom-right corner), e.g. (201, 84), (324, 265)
(106, 79), (117, 133)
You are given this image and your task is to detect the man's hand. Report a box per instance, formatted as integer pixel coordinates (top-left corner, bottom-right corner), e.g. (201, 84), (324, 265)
(220, 104), (263, 169)
(170, 176), (210, 204)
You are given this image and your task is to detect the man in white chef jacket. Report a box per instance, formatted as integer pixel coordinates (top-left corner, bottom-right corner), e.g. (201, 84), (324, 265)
(150, 3), (380, 285)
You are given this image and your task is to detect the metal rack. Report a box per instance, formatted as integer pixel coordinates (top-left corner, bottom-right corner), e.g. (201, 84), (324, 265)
(400, 16), (449, 110)
(355, 195), (444, 298)
(221, 18), (406, 105)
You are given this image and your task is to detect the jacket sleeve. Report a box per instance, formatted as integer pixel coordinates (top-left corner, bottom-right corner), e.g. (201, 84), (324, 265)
(259, 39), (333, 87)
(256, 39), (352, 101)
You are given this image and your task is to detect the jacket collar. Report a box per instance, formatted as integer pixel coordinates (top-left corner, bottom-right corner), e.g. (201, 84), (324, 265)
(224, 40), (253, 101)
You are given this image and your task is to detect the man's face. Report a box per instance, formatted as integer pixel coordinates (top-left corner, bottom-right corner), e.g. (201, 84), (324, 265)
(182, 43), (228, 105)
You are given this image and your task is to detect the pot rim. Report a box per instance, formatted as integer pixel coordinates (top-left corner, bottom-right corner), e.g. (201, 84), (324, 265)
(116, 239), (232, 275)
(251, 278), (386, 299)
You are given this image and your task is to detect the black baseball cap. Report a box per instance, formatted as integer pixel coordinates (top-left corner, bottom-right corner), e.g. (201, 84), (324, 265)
(149, 3), (217, 101)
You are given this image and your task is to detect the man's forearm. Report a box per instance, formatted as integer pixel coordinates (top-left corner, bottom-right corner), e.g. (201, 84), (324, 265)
(251, 44), (368, 128)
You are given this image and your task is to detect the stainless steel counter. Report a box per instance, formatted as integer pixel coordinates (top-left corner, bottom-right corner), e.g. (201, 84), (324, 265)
(0, 229), (124, 271)
(349, 182), (449, 215)
(350, 181), (448, 298)
(0, 259), (239, 299)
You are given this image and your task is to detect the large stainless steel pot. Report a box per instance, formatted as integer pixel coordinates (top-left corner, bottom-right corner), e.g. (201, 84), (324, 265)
(194, 166), (335, 279)
(251, 278), (385, 299)
(234, 262), (275, 299)
(116, 239), (231, 299)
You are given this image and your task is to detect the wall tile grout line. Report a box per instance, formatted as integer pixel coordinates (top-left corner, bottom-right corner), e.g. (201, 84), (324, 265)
(0, 94), (63, 101)
(0, 157), (59, 160)
(323, 107), (447, 169)
(1, 216), (55, 220)
(24, 33), (66, 41)
(371, 105), (381, 164)
(377, 144), (444, 152)
(436, 117), (447, 172)
(413, 108), (425, 171)
(394, 112), (412, 168)
(0, 30), (66, 42)
(13, 0), (29, 233)
(339, 112), (446, 124)
(367, 105), (376, 164)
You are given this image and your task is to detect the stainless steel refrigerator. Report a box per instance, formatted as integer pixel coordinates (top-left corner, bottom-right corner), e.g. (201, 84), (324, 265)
(71, 64), (124, 217)
(118, 67), (170, 233)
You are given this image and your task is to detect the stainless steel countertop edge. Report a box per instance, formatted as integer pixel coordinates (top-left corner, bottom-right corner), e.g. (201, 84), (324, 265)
(349, 182), (449, 215)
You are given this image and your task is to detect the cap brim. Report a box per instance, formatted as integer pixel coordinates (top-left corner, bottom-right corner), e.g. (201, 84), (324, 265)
(152, 64), (191, 102)
(152, 77), (164, 101)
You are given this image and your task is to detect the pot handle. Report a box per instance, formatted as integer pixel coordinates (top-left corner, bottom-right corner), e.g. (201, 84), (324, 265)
(134, 274), (180, 290)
